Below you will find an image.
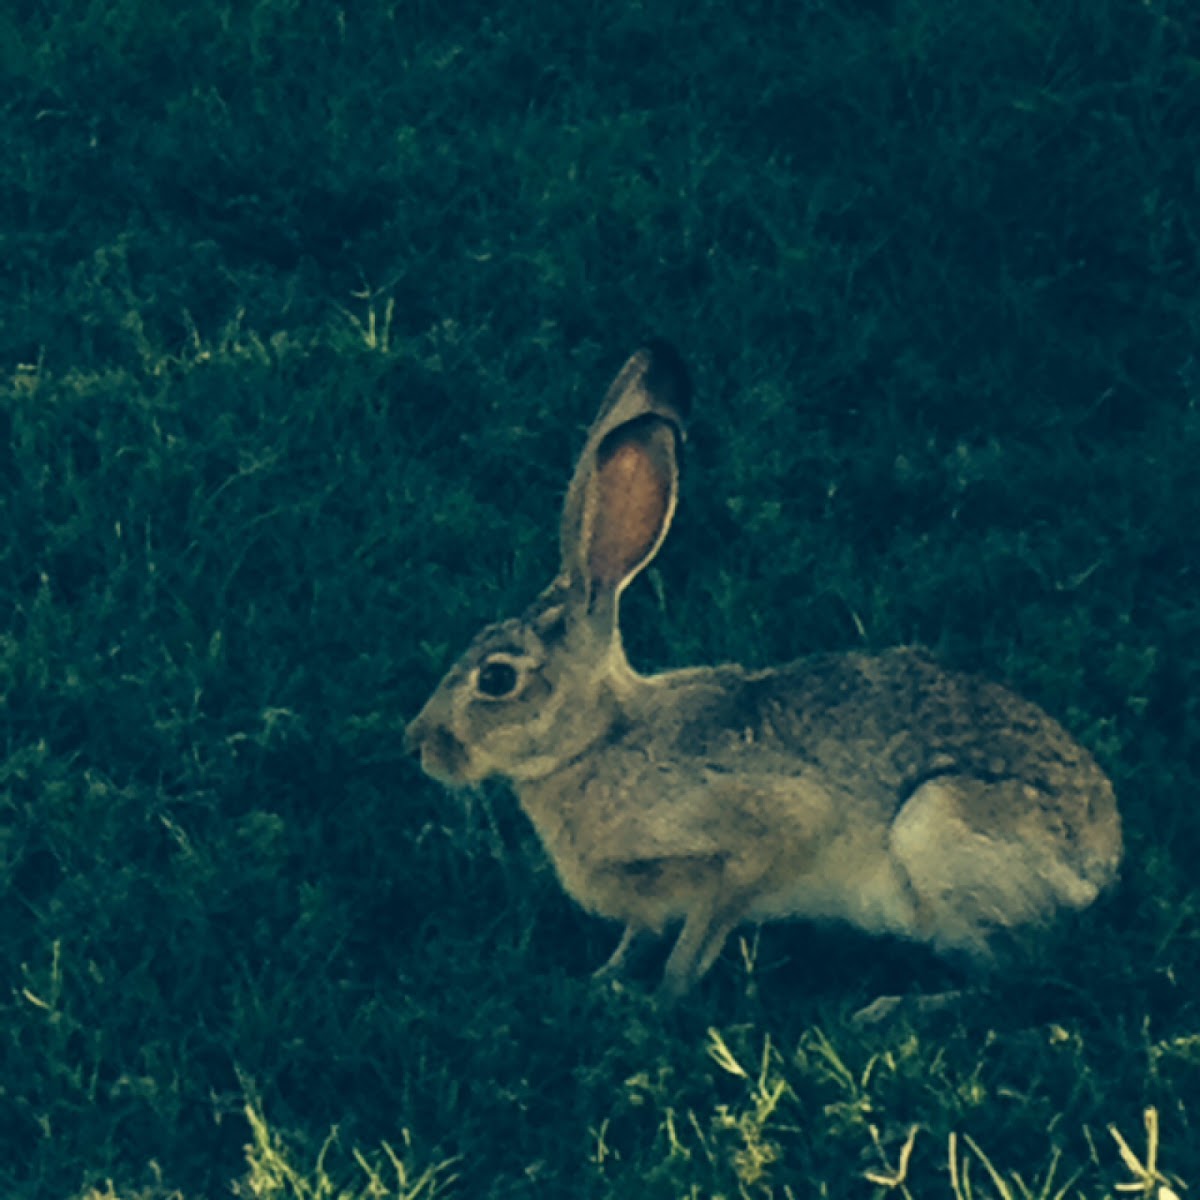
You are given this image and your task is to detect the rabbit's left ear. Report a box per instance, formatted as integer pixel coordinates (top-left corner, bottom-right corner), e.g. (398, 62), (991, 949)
(559, 342), (690, 600)
(579, 412), (680, 596)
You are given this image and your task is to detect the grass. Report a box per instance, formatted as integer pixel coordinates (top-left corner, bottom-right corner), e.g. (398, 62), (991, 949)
(2, 0), (1199, 1195)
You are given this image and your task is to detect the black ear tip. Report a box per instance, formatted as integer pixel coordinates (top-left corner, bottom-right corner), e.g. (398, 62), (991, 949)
(640, 338), (693, 419)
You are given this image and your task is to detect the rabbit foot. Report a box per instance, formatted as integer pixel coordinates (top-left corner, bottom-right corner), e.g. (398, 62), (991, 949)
(851, 989), (969, 1027)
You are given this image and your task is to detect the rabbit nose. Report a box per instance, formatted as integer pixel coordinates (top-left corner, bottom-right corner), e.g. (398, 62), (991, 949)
(403, 716), (426, 756)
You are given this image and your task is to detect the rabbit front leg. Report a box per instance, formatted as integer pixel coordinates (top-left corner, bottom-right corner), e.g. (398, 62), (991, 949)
(657, 896), (748, 1003)
(591, 851), (752, 1000)
(592, 924), (657, 983)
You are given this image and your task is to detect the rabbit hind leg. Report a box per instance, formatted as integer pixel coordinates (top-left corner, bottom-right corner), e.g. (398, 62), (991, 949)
(888, 775), (1100, 963)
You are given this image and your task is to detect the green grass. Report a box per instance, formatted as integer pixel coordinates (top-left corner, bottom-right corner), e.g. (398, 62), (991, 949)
(3, 0), (1199, 1195)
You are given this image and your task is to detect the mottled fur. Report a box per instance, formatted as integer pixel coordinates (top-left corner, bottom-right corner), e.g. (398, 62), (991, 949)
(406, 344), (1122, 1000)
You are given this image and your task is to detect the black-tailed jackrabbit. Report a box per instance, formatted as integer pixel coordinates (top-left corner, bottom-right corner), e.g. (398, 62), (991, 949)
(405, 343), (1122, 1001)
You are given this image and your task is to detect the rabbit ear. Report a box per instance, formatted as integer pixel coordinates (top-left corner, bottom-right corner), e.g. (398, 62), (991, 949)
(560, 342), (690, 600)
(580, 413), (680, 596)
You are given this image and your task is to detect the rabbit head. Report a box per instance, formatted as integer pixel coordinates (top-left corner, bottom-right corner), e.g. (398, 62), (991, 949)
(405, 342), (691, 787)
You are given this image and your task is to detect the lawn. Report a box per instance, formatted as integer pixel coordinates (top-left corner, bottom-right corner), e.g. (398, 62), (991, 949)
(3, 0), (1199, 1196)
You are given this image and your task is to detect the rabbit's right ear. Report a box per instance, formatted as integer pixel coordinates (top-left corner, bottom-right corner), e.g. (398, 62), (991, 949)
(559, 342), (690, 609)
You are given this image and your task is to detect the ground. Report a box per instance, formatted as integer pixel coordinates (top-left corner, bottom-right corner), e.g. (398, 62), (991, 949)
(2, 0), (1199, 1196)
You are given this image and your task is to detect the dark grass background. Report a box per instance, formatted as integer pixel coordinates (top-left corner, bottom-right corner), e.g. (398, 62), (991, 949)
(3, 0), (1199, 1196)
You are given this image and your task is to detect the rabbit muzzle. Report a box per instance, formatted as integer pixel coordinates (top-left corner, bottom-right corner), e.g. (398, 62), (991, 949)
(404, 714), (473, 786)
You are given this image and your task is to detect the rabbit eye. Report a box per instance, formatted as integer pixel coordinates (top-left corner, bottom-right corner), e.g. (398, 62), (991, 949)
(476, 659), (520, 698)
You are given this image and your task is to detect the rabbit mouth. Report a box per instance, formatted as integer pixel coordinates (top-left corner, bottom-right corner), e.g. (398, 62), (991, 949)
(415, 727), (473, 785)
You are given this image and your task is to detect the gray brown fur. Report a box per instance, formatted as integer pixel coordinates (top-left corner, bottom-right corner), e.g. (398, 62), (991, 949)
(405, 344), (1122, 1000)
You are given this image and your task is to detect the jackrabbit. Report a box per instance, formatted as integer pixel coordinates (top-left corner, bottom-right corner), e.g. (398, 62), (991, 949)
(405, 342), (1122, 1000)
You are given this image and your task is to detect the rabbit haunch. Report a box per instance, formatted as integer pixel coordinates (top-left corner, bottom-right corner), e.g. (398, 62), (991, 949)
(405, 343), (1121, 1000)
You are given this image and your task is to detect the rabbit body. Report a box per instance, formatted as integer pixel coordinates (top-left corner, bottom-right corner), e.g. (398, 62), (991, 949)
(512, 645), (1118, 996)
(406, 344), (1122, 999)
